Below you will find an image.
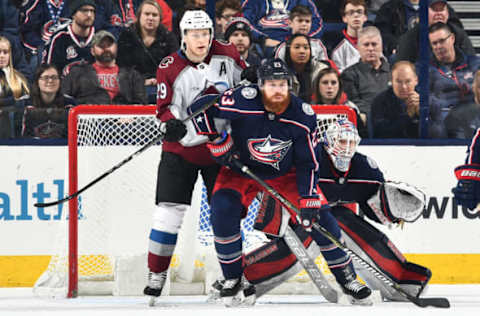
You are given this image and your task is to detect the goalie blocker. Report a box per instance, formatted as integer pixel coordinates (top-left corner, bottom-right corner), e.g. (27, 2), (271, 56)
(242, 182), (430, 301)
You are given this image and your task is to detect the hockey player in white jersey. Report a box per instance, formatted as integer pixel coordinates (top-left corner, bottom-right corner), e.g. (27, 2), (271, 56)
(143, 9), (246, 303)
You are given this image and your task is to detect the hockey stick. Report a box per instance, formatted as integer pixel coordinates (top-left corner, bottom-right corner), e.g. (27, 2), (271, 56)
(282, 224), (339, 303)
(34, 95), (221, 208)
(233, 160), (450, 308)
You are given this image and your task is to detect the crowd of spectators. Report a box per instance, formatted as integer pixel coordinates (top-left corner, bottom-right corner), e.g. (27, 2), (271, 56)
(1, 0), (480, 140)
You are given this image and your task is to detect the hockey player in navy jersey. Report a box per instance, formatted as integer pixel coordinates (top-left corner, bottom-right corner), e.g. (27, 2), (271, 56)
(187, 58), (372, 306)
(143, 9), (246, 303)
(234, 119), (430, 303)
(453, 128), (480, 210)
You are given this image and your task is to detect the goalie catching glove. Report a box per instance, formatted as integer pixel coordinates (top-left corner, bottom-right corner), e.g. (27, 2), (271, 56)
(367, 181), (426, 225)
(452, 164), (480, 210)
(160, 119), (187, 142)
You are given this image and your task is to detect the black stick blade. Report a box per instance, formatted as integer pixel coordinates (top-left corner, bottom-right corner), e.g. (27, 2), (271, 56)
(413, 297), (450, 308)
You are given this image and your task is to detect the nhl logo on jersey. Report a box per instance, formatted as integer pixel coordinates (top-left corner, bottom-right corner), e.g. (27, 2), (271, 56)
(248, 135), (292, 170)
(66, 45), (78, 60)
(302, 103), (315, 116)
(241, 87), (257, 99)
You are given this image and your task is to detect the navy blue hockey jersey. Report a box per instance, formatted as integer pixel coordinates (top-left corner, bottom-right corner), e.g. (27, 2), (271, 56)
(465, 128), (480, 164)
(317, 149), (385, 222)
(189, 85), (320, 198)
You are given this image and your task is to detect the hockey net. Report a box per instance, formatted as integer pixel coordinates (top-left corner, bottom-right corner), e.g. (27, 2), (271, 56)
(33, 104), (357, 298)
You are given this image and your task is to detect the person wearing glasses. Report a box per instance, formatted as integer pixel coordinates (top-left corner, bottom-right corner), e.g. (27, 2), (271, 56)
(0, 36), (30, 139)
(43, 0), (97, 76)
(396, 0), (473, 64)
(21, 63), (76, 139)
(214, 0), (241, 40)
(322, 0), (368, 73)
(428, 22), (480, 138)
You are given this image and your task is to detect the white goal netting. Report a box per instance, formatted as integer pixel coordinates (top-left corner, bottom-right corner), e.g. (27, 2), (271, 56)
(33, 104), (356, 298)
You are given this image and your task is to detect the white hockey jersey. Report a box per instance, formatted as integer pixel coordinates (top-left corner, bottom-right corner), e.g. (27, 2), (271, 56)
(156, 40), (246, 163)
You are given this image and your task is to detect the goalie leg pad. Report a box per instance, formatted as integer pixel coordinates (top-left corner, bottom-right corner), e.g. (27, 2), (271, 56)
(331, 206), (431, 300)
(243, 225), (320, 297)
(253, 192), (291, 237)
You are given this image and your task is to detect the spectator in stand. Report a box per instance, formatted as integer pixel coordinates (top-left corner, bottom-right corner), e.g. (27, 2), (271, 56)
(396, 0), (474, 63)
(341, 26), (390, 138)
(374, 0), (421, 59)
(371, 61), (419, 138)
(215, 0), (241, 40)
(21, 63), (76, 139)
(322, 0), (368, 73)
(284, 33), (330, 102)
(111, 0), (173, 31)
(313, 67), (360, 116)
(20, 0), (72, 70)
(427, 22), (480, 138)
(365, 0), (389, 21)
(44, 0), (96, 76)
(242, 0), (323, 58)
(274, 5), (328, 62)
(313, 0), (344, 32)
(445, 70), (480, 139)
(62, 30), (147, 105)
(224, 17), (262, 67)
(0, 1), (32, 82)
(0, 36), (30, 139)
(117, 0), (178, 104)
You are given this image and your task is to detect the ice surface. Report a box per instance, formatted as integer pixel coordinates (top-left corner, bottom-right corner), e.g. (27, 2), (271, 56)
(1, 285), (479, 316)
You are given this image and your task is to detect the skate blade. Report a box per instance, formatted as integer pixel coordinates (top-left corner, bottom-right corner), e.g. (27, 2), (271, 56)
(337, 290), (381, 306)
(148, 296), (157, 307)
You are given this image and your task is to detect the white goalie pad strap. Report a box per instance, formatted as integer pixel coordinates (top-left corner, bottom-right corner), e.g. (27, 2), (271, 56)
(367, 181), (426, 224)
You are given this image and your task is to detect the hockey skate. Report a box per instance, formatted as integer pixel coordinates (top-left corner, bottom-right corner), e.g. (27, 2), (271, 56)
(144, 271), (167, 306)
(216, 277), (256, 307)
(332, 265), (373, 305)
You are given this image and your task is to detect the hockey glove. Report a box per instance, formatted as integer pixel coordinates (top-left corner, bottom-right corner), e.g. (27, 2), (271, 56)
(206, 131), (237, 167)
(241, 65), (258, 84)
(452, 164), (480, 210)
(299, 197), (323, 231)
(160, 119), (187, 142)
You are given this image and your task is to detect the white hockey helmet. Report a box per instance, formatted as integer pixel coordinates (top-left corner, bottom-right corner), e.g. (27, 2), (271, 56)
(179, 10), (214, 53)
(322, 119), (360, 172)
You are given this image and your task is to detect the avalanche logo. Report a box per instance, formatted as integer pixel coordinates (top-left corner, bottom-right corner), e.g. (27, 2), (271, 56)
(248, 135), (292, 170)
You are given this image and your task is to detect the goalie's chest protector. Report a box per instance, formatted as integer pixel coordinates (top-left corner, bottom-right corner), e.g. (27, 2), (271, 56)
(317, 150), (384, 204)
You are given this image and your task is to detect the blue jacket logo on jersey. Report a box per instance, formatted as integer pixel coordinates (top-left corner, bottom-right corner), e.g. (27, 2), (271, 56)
(247, 135), (292, 170)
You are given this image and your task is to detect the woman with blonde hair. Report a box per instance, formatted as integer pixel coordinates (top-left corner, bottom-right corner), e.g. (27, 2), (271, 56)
(0, 36), (30, 138)
(0, 36), (29, 104)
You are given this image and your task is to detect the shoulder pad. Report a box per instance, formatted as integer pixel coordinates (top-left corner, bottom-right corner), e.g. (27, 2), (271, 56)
(240, 86), (258, 99)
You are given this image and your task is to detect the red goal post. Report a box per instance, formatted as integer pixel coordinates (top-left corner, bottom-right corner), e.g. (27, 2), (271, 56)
(34, 104), (357, 298)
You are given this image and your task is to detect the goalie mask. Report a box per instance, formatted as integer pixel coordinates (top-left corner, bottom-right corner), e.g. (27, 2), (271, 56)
(322, 119), (360, 172)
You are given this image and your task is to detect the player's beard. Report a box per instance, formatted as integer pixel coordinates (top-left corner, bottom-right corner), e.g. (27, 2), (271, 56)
(262, 92), (291, 114)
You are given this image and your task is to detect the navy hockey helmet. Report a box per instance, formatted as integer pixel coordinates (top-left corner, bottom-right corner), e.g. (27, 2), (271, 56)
(257, 58), (292, 88)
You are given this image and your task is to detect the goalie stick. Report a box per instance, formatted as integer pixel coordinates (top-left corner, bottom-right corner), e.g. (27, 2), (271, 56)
(34, 94), (222, 208)
(281, 224), (339, 303)
(232, 160), (450, 309)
